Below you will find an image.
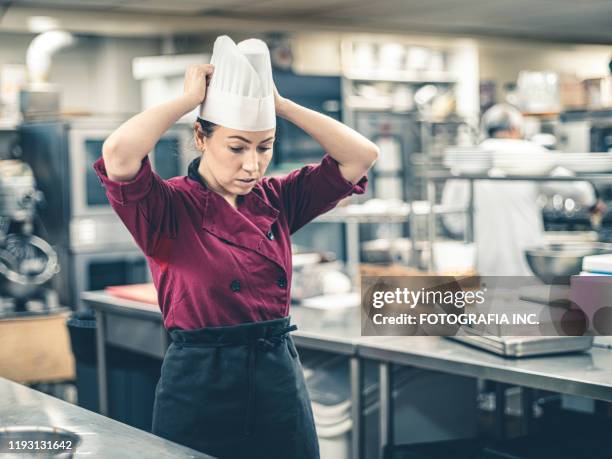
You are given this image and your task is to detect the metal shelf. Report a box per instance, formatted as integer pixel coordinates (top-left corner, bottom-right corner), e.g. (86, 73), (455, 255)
(426, 171), (612, 183)
(424, 169), (612, 271)
(343, 70), (457, 84)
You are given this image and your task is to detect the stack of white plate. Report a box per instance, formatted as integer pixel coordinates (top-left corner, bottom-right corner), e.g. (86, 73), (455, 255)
(443, 147), (492, 174)
(553, 153), (612, 174)
(492, 151), (556, 176)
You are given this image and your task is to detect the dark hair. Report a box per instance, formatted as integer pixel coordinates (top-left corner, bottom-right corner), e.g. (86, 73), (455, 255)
(196, 117), (218, 138)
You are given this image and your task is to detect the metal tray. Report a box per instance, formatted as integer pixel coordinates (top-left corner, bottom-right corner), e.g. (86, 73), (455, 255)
(450, 334), (593, 357)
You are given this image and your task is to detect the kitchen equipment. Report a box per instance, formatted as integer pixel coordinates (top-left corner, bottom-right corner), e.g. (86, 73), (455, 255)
(557, 111), (612, 153)
(0, 160), (42, 222)
(525, 242), (612, 284)
(353, 111), (419, 201)
(0, 233), (59, 303)
(450, 334), (593, 357)
(19, 118), (188, 309)
(20, 118), (193, 224)
(0, 426), (80, 459)
(54, 246), (149, 311)
(273, 72), (341, 165)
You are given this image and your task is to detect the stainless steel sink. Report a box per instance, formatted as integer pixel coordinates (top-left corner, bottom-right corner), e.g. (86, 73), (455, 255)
(0, 426), (80, 458)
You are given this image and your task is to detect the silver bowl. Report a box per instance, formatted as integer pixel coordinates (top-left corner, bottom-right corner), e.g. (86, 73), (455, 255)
(524, 242), (612, 284)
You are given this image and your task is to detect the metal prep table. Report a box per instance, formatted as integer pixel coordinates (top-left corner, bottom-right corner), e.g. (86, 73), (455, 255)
(0, 376), (213, 458)
(83, 290), (612, 459)
(359, 336), (612, 457)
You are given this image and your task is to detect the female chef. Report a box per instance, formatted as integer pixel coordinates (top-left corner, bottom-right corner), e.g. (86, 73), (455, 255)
(93, 36), (378, 459)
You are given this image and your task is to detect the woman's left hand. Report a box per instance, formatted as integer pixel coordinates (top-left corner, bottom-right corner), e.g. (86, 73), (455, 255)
(273, 83), (289, 117)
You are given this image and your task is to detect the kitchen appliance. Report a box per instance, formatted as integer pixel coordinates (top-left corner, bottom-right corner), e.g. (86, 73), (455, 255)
(0, 160), (42, 222)
(0, 233), (59, 309)
(54, 247), (149, 311)
(353, 111), (419, 201)
(524, 242), (612, 284)
(272, 71), (342, 165)
(0, 159), (59, 313)
(19, 117), (194, 309)
(557, 110), (612, 152)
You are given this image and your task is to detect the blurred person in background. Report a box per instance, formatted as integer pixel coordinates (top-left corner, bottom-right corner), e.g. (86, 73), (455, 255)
(442, 103), (599, 276)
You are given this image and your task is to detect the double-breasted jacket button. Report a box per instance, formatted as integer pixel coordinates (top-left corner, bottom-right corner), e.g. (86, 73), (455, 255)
(277, 276), (287, 289)
(230, 279), (241, 292)
(266, 230), (275, 241)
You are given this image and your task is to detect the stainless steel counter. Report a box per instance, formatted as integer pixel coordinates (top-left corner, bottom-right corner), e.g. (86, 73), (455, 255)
(82, 290), (612, 402)
(82, 290), (612, 459)
(0, 377), (213, 458)
(358, 336), (612, 402)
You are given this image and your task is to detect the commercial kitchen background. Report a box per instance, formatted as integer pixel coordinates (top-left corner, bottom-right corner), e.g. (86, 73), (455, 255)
(1, 1), (612, 458)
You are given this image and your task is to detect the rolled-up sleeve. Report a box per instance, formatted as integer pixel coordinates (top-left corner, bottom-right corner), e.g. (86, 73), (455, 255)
(92, 155), (177, 256)
(276, 154), (368, 234)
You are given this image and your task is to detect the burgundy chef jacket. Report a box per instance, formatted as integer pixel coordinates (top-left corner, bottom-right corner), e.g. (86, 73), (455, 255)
(93, 154), (367, 330)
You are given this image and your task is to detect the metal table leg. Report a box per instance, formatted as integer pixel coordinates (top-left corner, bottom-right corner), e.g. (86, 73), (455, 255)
(346, 221), (360, 283)
(351, 356), (364, 459)
(495, 382), (507, 440)
(466, 179), (475, 244)
(379, 362), (394, 459)
(521, 387), (533, 435)
(95, 310), (108, 416)
(427, 179), (436, 272)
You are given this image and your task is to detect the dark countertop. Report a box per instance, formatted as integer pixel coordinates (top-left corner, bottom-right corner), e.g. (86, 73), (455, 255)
(0, 377), (214, 458)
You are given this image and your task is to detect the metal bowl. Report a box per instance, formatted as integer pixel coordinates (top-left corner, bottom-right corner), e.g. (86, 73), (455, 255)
(524, 242), (612, 284)
(0, 426), (80, 459)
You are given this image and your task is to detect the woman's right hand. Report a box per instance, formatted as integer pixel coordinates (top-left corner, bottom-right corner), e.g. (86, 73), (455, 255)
(184, 64), (214, 108)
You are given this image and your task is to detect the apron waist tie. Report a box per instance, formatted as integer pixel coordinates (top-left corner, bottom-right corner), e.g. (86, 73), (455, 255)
(255, 324), (298, 350)
(245, 324), (298, 436)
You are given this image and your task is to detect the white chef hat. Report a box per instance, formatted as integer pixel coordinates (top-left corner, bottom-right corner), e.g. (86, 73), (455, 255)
(199, 35), (276, 132)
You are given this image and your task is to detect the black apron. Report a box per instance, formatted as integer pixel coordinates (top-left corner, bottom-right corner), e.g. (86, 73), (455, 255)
(152, 316), (320, 459)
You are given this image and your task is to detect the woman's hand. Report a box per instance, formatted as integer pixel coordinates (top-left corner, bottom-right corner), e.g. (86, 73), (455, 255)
(103, 64), (214, 182)
(273, 83), (290, 117)
(184, 64), (214, 109)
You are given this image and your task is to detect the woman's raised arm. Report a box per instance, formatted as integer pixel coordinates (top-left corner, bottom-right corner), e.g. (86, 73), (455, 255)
(274, 85), (379, 183)
(102, 64), (214, 182)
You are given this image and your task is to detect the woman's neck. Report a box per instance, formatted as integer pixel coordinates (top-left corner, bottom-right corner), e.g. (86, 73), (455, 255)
(197, 158), (237, 208)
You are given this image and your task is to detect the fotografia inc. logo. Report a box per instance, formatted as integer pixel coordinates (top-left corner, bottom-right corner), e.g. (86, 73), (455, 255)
(360, 276), (584, 337)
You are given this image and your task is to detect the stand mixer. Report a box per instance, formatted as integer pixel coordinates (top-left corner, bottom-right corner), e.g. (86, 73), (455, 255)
(0, 159), (59, 314)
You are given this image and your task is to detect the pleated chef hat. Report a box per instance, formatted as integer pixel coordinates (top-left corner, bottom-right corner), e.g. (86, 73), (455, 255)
(199, 35), (276, 132)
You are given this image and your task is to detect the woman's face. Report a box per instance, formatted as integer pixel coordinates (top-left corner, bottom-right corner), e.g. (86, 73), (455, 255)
(195, 124), (275, 197)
